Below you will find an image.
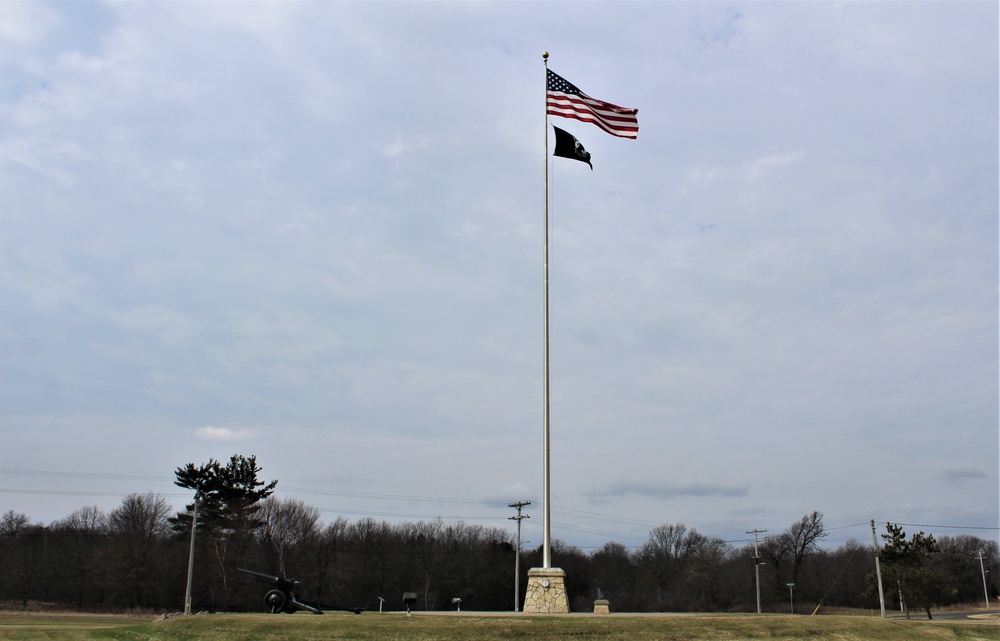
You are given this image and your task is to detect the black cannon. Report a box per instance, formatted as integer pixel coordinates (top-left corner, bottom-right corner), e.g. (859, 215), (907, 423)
(238, 568), (321, 614)
(237, 568), (368, 615)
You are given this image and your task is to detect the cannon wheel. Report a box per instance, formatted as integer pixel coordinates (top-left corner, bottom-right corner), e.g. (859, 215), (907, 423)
(264, 589), (287, 614)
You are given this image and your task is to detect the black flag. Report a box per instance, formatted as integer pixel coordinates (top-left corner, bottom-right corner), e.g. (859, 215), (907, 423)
(552, 125), (592, 170)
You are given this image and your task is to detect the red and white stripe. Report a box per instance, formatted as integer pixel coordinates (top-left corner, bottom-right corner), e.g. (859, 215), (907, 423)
(547, 90), (638, 139)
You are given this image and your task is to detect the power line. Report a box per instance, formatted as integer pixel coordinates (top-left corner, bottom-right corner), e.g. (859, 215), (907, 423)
(887, 522), (1000, 531)
(551, 506), (664, 528)
(1, 467), (514, 506)
(0, 468), (167, 482)
(278, 486), (506, 505)
(827, 521), (869, 531)
(312, 506), (508, 521)
(0, 488), (188, 498)
(548, 520), (649, 541)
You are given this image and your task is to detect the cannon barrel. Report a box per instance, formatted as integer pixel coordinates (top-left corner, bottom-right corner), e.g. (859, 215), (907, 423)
(238, 568), (302, 592)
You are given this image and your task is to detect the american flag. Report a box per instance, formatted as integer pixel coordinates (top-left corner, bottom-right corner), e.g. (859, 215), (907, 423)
(546, 69), (638, 139)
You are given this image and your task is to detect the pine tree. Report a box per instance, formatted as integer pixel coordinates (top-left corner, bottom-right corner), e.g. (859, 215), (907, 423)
(173, 454), (277, 609)
(868, 523), (953, 619)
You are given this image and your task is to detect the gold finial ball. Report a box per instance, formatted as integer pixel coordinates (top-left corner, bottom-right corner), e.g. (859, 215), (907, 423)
(542, 51), (549, 59)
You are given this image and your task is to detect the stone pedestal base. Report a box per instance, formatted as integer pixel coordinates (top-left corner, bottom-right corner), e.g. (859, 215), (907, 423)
(593, 599), (610, 614)
(522, 567), (570, 613)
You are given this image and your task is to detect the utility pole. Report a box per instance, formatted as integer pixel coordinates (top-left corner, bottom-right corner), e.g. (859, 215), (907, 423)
(747, 529), (766, 614)
(870, 520), (886, 617)
(976, 550), (990, 610)
(509, 501), (531, 612)
(183, 492), (199, 616)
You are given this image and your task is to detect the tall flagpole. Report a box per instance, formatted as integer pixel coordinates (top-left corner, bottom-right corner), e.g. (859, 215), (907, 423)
(541, 51), (552, 570)
(522, 52), (568, 613)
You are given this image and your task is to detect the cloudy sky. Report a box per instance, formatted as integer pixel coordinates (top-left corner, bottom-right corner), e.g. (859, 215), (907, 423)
(1, 1), (996, 552)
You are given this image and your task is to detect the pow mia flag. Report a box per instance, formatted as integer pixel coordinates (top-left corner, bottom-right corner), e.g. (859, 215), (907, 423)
(552, 125), (592, 170)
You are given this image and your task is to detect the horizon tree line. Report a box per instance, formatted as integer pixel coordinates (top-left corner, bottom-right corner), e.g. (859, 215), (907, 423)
(1, 455), (996, 614)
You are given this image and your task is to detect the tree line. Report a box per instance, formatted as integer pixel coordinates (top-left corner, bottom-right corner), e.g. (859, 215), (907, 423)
(1, 455), (996, 615)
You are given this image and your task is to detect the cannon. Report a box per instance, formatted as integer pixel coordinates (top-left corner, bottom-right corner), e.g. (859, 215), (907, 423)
(237, 568), (368, 615)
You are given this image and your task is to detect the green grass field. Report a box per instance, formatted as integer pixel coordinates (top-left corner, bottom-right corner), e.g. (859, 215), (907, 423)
(0, 611), (996, 641)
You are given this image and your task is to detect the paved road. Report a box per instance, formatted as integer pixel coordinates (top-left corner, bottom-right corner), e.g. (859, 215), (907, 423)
(887, 610), (999, 621)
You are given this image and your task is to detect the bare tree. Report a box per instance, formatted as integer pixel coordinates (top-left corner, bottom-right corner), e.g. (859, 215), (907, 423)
(0, 512), (42, 607)
(259, 496), (321, 576)
(787, 511), (828, 584)
(109, 493), (171, 608)
(51, 506), (110, 607)
(311, 516), (350, 604)
(637, 523), (722, 611)
(763, 512), (828, 600)
(0, 510), (29, 536)
(590, 542), (636, 610)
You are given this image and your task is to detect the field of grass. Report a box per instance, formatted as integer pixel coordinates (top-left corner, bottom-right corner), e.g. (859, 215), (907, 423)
(0, 611), (996, 641)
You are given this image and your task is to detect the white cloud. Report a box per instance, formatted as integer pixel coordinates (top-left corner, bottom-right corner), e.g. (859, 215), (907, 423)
(195, 426), (251, 442)
(382, 135), (429, 158)
(0, 2), (59, 49)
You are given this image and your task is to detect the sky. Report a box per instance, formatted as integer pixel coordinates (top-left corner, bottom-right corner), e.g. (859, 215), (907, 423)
(1, 1), (997, 554)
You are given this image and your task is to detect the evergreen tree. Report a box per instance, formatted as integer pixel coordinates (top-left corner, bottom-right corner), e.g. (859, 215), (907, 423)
(868, 523), (953, 619)
(173, 454), (277, 609)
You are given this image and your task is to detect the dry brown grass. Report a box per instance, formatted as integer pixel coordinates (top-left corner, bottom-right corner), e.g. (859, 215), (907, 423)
(1, 610), (996, 641)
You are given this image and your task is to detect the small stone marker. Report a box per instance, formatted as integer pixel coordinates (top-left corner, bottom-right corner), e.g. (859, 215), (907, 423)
(593, 588), (609, 614)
